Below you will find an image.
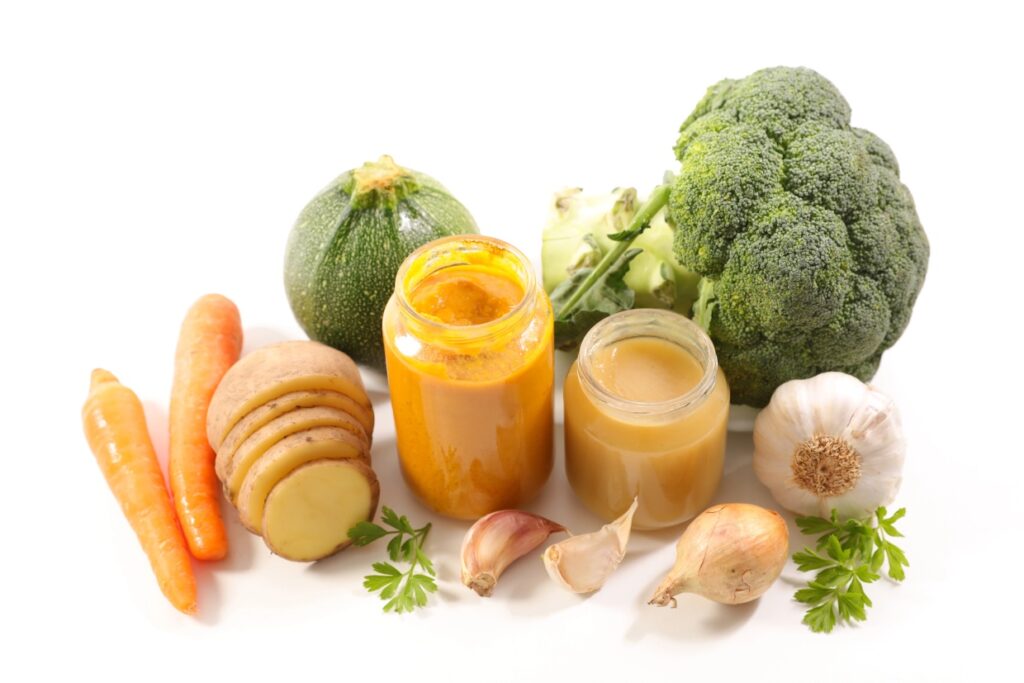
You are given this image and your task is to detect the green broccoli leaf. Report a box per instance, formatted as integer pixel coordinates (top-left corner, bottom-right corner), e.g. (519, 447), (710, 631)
(550, 248), (642, 350)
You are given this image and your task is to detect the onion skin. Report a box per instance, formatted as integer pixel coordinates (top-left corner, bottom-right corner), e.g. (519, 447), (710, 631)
(648, 503), (789, 607)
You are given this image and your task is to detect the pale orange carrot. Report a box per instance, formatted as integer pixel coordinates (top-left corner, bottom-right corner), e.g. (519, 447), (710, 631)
(82, 369), (197, 614)
(169, 294), (242, 560)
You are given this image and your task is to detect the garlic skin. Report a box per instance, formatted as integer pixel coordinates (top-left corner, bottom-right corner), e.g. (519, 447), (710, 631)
(543, 497), (637, 594)
(753, 372), (905, 519)
(460, 510), (566, 597)
(649, 503), (788, 607)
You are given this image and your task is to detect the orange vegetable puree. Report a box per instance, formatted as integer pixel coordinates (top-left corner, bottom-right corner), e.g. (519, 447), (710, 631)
(409, 267), (524, 326)
(383, 241), (554, 519)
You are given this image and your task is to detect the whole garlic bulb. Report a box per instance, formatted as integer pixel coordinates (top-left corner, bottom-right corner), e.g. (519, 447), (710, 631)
(753, 372), (905, 519)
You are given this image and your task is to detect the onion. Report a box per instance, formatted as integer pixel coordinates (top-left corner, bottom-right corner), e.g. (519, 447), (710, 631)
(648, 503), (789, 607)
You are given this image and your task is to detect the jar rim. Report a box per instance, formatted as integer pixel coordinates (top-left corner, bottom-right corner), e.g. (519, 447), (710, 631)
(393, 235), (537, 345)
(576, 309), (719, 418)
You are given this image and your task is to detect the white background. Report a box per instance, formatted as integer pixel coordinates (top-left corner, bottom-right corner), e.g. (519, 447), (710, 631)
(2, 1), (1019, 681)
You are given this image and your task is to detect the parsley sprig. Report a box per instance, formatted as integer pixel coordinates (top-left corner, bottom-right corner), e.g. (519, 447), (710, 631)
(348, 507), (437, 613)
(793, 506), (909, 633)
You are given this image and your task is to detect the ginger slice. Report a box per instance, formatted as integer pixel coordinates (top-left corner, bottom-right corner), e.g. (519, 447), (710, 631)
(207, 341), (371, 449)
(236, 426), (368, 533)
(222, 406), (367, 500)
(262, 459), (380, 562)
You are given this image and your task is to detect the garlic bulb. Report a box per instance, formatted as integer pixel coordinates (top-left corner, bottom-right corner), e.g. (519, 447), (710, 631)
(543, 497), (637, 594)
(753, 372), (905, 519)
(460, 510), (566, 597)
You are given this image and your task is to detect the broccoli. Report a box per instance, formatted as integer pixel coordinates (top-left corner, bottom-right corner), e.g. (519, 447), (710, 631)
(550, 66), (928, 407)
(670, 67), (928, 406)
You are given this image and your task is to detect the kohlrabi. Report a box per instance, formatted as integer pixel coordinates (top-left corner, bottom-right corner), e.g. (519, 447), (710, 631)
(541, 186), (700, 349)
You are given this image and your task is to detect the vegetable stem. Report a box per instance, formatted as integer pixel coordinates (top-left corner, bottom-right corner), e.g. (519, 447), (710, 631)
(693, 278), (717, 331)
(554, 184), (670, 319)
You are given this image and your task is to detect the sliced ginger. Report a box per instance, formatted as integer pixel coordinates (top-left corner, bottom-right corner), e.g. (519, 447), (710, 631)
(223, 406), (368, 500)
(236, 426), (368, 533)
(207, 341), (371, 449)
(262, 459), (380, 562)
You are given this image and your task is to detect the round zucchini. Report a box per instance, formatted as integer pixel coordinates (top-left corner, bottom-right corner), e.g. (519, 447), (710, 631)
(284, 155), (479, 369)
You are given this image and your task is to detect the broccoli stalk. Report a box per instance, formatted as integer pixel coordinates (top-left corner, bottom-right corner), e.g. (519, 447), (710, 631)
(692, 277), (718, 332)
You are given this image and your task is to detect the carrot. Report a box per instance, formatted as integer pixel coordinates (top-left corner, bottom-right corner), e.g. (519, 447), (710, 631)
(82, 369), (197, 614)
(169, 294), (243, 560)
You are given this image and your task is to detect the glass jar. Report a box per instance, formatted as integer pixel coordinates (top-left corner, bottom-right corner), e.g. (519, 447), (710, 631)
(563, 309), (730, 530)
(382, 235), (554, 519)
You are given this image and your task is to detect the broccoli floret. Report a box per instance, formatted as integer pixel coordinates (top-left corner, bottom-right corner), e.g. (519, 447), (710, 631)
(674, 67), (929, 407)
(671, 124), (784, 275)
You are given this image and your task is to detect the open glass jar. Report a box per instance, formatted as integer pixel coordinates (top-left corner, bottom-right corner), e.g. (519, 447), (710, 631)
(563, 309), (730, 530)
(382, 235), (554, 519)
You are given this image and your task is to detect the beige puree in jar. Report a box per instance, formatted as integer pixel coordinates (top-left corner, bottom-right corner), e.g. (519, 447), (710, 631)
(563, 309), (730, 530)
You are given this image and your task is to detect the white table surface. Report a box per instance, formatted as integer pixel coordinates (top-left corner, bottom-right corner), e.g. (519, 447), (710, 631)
(3, 2), (1018, 680)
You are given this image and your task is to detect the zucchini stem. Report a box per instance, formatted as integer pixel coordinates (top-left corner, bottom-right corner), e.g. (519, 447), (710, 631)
(350, 155), (419, 209)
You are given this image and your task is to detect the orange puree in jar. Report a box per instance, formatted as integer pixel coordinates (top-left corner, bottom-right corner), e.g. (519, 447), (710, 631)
(409, 267), (524, 326)
(382, 236), (554, 519)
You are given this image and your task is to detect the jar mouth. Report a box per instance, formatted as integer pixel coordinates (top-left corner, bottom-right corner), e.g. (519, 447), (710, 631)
(394, 235), (537, 345)
(576, 309), (719, 418)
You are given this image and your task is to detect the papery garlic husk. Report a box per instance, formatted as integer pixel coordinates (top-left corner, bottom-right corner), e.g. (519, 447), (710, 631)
(543, 497), (638, 594)
(460, 510), (567, 597)
(648, 503), (789, 607)
(753, 372), (905, 520)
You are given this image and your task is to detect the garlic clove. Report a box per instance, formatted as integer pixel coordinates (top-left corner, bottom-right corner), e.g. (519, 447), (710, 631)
(810, 373), (869, 435)
(460, 509), (567, 597)
(543, 497), (638, 594)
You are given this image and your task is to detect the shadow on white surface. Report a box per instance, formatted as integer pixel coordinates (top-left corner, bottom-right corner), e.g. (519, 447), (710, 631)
(625, 593), (760, 642)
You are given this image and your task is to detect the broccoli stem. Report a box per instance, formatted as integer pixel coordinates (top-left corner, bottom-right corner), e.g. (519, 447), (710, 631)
(693, 277), (718, 331)
(554, 184), (671, 319)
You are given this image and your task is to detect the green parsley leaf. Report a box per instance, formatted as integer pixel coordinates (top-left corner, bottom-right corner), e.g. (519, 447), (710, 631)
(796, 515), (838, 536)
(802, 603), (837, 634)
(816, 566), (853, 587)
(793, 548), (835, 572)
(792, 505), (908, 633)
(348, 521), (389, 546)
(794, 583), (833, 605)
(837, 590), (868, 622)
(370, 562), (402, 576)
(349, 508), (437, 613)
(884, 543), (908, 581)
(825, 534), (848, 562)
(870, 547), (886, 572)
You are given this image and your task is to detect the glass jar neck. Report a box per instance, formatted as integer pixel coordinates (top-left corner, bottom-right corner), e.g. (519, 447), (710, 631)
(576, 309), (718, 421)
(394, 235), (538, 349)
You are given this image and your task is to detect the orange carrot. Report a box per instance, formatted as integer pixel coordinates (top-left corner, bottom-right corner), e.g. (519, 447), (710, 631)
(169, 294), (242, 560)
(82, 369), (197, 614)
